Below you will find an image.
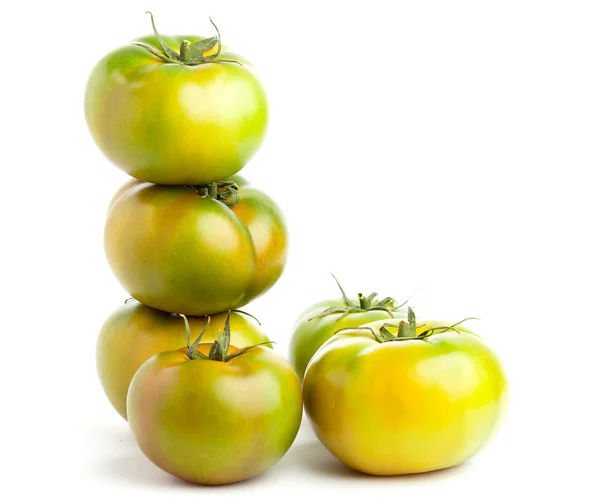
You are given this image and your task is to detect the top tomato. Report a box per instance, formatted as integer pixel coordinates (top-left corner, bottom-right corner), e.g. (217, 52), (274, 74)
(84, 14), (268, 185)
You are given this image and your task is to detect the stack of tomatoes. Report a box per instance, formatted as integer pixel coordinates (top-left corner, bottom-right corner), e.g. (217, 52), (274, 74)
(85, 14), (508, 486)
(85, 14), (302, 485)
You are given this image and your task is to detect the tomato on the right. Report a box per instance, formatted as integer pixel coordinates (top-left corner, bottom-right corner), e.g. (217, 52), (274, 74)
(303, 308), (508, 475)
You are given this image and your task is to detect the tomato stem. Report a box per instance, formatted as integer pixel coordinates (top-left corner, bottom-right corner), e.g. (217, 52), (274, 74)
(358, 293), (369, 310)
(187, 181), (240, 208)
(208, 313), (232, 361)
(179, 40), (191, 62)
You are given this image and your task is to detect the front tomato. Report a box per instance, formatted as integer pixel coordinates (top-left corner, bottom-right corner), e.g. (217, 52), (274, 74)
(303, 309), (508, 475)
(96, 300), (271, 420)
(84, 14), (268, 185)
(104, 176), (286, 316)
(127, 314), (302, 485)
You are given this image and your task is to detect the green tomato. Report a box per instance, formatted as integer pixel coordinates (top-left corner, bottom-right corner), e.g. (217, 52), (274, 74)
(303, 310), (508, 475)
(96, 300), (271, 420)
(84, 13), (267, 185)
(104, 176), (287, 316)
(127, 314), (302, 485)
(289, 278), (409, 379)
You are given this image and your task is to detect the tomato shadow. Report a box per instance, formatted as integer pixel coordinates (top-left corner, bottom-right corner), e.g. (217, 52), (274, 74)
(288, 439), (473, 482)
(96, 453), (190, 488)
(87, 423), (183, 488)
(89, 423), (277, 490)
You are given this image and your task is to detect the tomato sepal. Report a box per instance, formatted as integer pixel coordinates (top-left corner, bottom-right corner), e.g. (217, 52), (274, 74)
(308, 275), (413, 323)
(179, 312), (274, 363)
(135, 12), (242, 66)
(334, 306), (479, 343)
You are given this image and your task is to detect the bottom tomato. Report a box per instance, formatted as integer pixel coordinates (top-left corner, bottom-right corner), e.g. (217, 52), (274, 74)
(127, 313), (303, 485)
(303, 309), (508, 475)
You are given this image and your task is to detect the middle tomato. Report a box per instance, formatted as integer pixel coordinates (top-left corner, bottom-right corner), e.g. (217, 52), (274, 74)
(105, 176), (287, 316)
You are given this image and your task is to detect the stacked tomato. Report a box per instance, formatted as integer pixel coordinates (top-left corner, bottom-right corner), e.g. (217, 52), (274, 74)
(86, 14), (508, 486)
(86, 14), (302, 485)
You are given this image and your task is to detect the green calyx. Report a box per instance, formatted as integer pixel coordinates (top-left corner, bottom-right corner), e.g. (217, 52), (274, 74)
(178, 312), (272, 362)
(187, 180), (240, 208)
(336, 307), (477, 344)
(309, 275), (410, 323)
(132, 12), (241, 66)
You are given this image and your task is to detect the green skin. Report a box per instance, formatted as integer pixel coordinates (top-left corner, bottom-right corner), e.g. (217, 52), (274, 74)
(96, 300), (272, 420)
(104, 176), (287, 316)
(84, 33), (268, 185)
(127, 344), (303, 485)
(289, 298), (407, 379)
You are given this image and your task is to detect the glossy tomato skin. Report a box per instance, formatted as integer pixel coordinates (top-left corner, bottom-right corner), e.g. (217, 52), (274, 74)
(289, 298), (405, 379)
(127, 344), (302, 485)
(85, 34), (268, 185)
(96, 300), (272, 420)
(104, 176), (287, 316)
(303, 318), (508, 475)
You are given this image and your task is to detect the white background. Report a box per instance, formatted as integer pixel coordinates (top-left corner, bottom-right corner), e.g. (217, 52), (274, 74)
(2, 0), (599, 500)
